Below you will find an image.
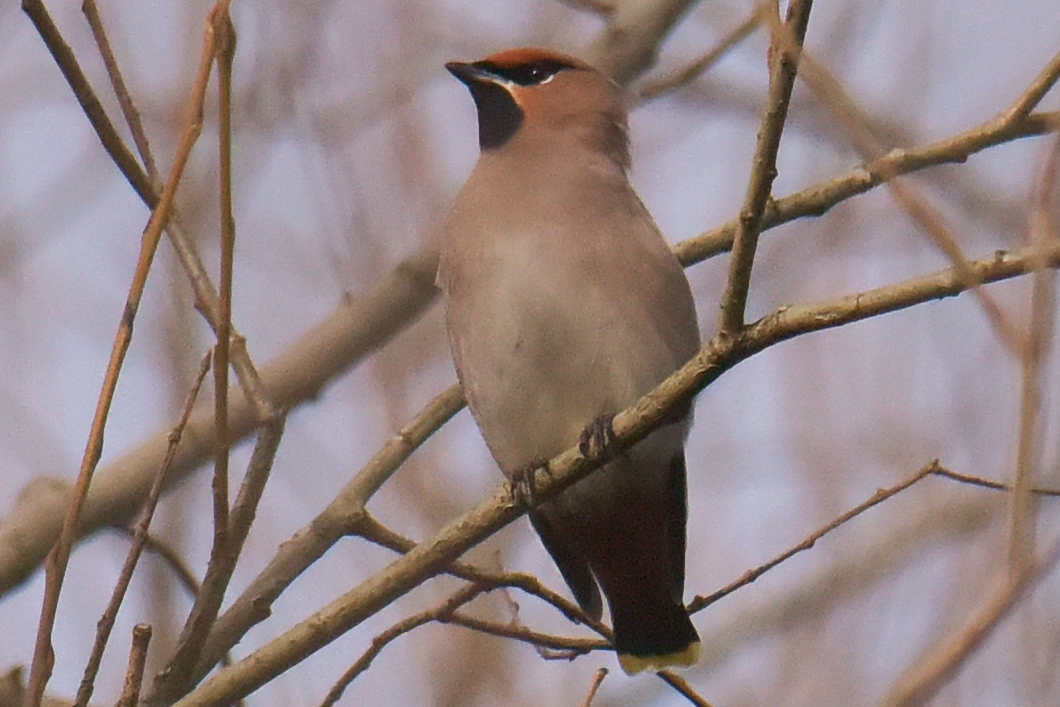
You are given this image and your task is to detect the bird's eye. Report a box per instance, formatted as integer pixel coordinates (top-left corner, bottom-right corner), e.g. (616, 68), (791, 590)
(512, 63), (556, 86)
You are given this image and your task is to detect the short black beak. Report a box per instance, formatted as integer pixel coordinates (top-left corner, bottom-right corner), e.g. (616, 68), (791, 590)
(445, 61), (493, 88)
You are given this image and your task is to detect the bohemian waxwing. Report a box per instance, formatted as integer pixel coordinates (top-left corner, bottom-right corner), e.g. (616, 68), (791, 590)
(438, 48), (701, 674)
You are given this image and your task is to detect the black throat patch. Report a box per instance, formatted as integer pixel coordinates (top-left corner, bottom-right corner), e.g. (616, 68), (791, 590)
(466, 80), (524, 150)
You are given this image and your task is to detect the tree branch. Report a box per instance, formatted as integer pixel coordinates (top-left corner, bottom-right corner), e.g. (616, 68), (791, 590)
(167, 238), (1060, 707)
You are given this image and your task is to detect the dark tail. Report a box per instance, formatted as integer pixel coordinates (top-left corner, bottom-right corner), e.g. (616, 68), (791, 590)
(611, 596), (700, 674)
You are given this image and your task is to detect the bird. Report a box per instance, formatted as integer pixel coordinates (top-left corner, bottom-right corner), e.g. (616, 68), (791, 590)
(438, 47), (701, 674)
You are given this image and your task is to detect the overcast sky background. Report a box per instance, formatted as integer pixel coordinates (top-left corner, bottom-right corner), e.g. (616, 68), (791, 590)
(1, 1), (1059, 706)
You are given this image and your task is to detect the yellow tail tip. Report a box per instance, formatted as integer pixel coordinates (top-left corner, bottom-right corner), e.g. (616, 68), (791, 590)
(617, 640), (702, 675)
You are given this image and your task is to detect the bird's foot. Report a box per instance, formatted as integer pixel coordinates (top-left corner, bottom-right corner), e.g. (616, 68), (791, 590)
(510, 460), (551, 508)
(579, 413), (616, 463)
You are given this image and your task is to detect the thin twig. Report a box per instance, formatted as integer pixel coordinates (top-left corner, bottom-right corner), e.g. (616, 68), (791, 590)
(998, 48), (1060, 125)
(21, 0), (154, 204)
(689, 460), (941, 612)
(175, 385), (464, 693)
(74, 353), (211, 707)
(154, 415), (286, 703)
(115, 625), (152, 707)
(719, 0), (814, 332)
(440, 611), (603, 657)
(318, 583), (486, 707)
(657, 670), (717, 707)
(22, 0), (219, 700)
(211, 3), (237, 543)
(106, 528), (244, 678)
(198, 7), (234, 701)
(81, 0), (160, 183)
(579, 669), (609, 707)
(929, 467), (1060, 496)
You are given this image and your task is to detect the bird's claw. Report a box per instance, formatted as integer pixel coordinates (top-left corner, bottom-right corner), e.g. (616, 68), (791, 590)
(511, 460), (551, 507)
(579, 413), (616, 462)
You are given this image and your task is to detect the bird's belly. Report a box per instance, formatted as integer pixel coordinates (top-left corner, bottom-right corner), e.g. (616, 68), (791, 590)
(448, 262), (676, 476)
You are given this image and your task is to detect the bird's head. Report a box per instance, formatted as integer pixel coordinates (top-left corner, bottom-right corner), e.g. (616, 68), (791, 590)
(446, 48), (630, 169)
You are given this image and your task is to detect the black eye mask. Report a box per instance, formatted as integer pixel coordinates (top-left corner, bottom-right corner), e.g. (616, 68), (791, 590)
(477, 58), (576, 86)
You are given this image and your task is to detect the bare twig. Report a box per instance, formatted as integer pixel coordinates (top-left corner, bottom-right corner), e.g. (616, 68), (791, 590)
(439, 612), (603, 657)
(579, 669), (609, 707)
(115, 625), (152, 707)
(674, 110), (1059, 266)
(172, 386), (464, 692)
(719, 0), (814, 332)
(22, 0), (219, 700)
(318, 583), (486, 707)
(695, 498), (996, 677)
(929, 467), (1060, 496)
(998, 49), (1060, 125)
(210, 1), (236, 569)
(74, 354), (211, 707)
(81, 0), (160, 183)
(657, 670), (717, 707)
(689, 460), (941, 612)
(106, 528), (243, 676)
(153, 415), (286, 703)
(21, 0), (154, 203)
(163, 7), (239, 701)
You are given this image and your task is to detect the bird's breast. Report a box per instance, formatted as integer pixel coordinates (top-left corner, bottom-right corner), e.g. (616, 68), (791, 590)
(443, 230), (678, 473)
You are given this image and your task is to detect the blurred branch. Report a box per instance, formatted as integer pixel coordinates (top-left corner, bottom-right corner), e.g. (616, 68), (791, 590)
(168, 237), (1060, 707)
(1008, 135), (1060, 570)
(881, 535), (1060, 707)
(585, 0), (703, 83)
(636, 2), (768, 102)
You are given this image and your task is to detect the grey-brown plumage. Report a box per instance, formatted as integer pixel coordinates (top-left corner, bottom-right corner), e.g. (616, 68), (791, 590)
(438, 48), (701, 674)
